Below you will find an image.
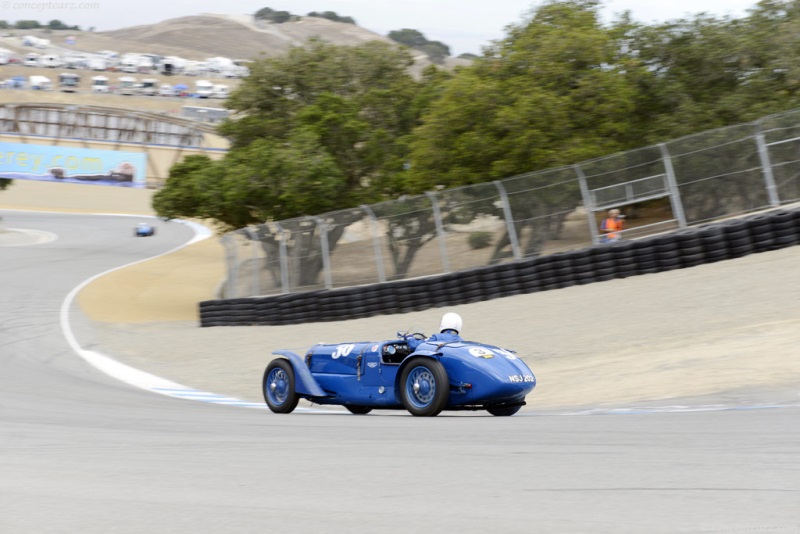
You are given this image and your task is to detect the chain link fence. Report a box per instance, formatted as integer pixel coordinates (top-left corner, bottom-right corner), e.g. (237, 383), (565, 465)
(221, 108), (800, 298)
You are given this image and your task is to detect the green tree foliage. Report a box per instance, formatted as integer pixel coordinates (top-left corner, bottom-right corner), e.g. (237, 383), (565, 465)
(254, 7), (292, 24)
(307, 11), (356, 24)
(0, 179), (12, 191)
(388, 29), (428, 48)
(15, 20), (41, 29)
(406, 0), (641, 192)
(388, 29), (451, 63)
(156, 40), (427, 225)
(618, 1), (800, 141)
(420, 42), (450, 65)
(152, 155), (214, 222)
(47, 20), (79, 30)
(217, 39), (421, 207)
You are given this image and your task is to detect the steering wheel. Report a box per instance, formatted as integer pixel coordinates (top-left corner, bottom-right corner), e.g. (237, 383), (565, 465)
(410, 332), (426, 341)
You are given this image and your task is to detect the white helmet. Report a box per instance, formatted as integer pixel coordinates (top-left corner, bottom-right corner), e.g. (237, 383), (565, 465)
(439, 312), (463, 334)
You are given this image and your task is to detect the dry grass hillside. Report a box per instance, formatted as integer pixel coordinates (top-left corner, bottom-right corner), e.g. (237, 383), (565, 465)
(1, 13), (471, 124)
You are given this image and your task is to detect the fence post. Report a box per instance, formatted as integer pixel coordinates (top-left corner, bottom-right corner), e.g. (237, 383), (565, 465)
(361, 205), (387, 283)
(574, 164), (600, 244)
(494, 180), (521, 260)
(426, 191), (450, 273)
(659, 143), (687, 228)
(274, 222), (290, 294)
(244, 227), (261, 297)
(219, 233), (238, 298)
(754, 120), (781, 207)
(314, 217), (333, 290)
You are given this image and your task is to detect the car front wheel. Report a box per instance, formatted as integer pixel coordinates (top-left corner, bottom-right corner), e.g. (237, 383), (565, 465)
(399, 357), (449, 417)
(263, 359), (299, 414)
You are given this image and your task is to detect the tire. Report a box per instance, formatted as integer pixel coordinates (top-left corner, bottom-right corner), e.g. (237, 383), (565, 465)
(345, 405), (373, 415)
(487, 405), (522, 416)
(263, 359), (299, 414)
(399, 357), (449, 417)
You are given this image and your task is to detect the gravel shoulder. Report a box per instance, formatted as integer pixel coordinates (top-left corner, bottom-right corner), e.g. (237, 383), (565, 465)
(82, 244), (800, 411)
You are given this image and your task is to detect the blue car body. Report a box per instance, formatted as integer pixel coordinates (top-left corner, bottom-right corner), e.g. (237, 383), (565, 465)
(263, 333), (536, 416)
(134, 222), (155, 237)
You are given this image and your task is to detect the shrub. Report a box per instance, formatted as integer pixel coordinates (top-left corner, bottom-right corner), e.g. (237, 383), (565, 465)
(468, 231), (492, 249)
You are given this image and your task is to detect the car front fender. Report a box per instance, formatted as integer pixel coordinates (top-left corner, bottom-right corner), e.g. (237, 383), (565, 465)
(272, 350), (327, 398)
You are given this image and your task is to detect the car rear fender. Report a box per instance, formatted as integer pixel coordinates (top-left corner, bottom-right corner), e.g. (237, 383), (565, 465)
(272, 350), (327, 398)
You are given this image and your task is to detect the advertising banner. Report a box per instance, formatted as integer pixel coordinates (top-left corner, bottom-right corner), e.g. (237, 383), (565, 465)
(0, 142), (147, 188)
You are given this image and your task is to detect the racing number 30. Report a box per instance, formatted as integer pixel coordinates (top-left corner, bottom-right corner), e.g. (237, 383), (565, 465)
(332, 344), (355, 359)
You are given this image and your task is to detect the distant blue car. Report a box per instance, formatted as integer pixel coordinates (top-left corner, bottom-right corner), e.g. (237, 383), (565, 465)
(263, 332), (536, 416)
(134, 222), (155, 237)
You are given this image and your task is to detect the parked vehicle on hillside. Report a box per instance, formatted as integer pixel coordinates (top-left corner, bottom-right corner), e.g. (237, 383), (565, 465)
(64, 54), (88, 69)
(118, 76), (137, 95)
(24, 53), (40, 67)
(139, 78), (157, 96)
(158, 84), (176, 97)
(58, 73), (80, 92)
(22, 35), (49, 48)
(97, 50), (118, 69)
(91, 75), (110, 93)
(226, 59), (251, 78)
(88, 56), (107, 71)
(212, 84), (229, 99)
(136, 56), (155, 73)
(158, 56), (185, 76)
(119, 55), (139, 73)
(40, 54), (62, 68)
(183, 61), (206, 76)
(195, 79), (213, 98)
(29, 75), (52, 90)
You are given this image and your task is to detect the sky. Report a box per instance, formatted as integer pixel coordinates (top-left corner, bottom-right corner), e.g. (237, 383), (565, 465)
(4, 0), (761, 56)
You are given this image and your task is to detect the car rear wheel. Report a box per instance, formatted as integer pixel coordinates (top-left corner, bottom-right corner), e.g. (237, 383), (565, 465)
(486, 405), (522, 416)
(263, 359), (299, 414)
(345, 405), (372, 415)
(399, 357), (449, 417)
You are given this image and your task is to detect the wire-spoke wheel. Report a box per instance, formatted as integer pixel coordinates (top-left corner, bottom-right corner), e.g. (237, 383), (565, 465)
(399, 357), (449, 417)
(263, 359), (299, 414)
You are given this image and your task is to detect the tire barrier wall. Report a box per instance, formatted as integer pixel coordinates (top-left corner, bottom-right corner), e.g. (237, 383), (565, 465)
(199, 207), (800, 327)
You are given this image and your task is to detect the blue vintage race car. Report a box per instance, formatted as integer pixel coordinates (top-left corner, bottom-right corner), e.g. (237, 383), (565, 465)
(134, 222), (155, 237)
(263, 332), (536, 416)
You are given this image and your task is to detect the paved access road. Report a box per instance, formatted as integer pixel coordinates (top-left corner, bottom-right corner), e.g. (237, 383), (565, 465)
(2, 210), (799, 534)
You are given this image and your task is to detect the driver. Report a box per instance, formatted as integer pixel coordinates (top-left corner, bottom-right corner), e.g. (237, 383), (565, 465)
(407, 312), (463, 350)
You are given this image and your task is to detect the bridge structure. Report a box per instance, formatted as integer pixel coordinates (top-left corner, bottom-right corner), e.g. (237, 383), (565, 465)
(0, 102), (229, 187)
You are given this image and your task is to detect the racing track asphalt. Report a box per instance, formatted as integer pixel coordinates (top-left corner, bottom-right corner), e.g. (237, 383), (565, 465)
(1, 210), (799, 533)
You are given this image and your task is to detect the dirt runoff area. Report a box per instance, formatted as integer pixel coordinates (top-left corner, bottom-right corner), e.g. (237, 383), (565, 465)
(5, 180), (800, 411)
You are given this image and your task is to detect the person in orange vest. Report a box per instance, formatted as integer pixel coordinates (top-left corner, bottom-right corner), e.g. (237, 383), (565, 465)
(600, 208), (625, 243)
